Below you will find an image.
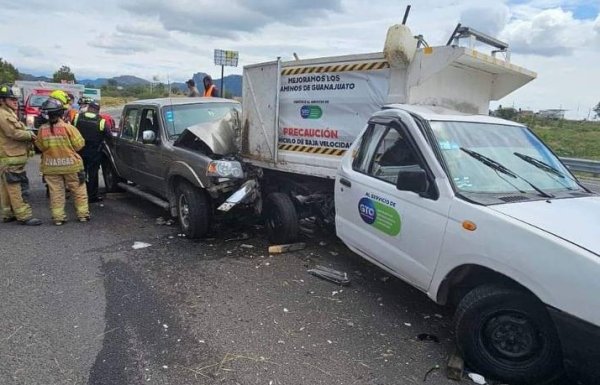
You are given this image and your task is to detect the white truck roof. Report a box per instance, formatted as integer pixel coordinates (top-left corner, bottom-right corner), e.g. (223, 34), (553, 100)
(381, 104), (525, 126)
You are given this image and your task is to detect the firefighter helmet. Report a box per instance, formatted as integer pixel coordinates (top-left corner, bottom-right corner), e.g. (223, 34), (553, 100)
(0, 84), (20, 99)
(49, 90), (70, 107)
(40, 98), (66, 120)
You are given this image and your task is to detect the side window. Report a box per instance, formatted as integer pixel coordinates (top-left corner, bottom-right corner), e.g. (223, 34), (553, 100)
(353, 124), (387, 173)
(121, 108), (140, 140)
(137, 108), (158, 142)
(354, 123), (421, 185)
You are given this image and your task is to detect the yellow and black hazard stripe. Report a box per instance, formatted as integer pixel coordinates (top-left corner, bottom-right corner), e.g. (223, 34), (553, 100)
(281, 61), (389, 76)
(278, 144), (347, 156)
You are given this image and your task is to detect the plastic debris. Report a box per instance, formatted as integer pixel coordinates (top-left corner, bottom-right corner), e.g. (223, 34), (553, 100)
(132, 242), (151, 250)
(240, 244), (255, 249)
(468, 373), (486, 384)
(319, 241), (327, 246)
(404, 322), (412, 327)
(225, 233), (250, 242)
(155, 217), (166, 225)
(307, 265), (350, 286)
(417, 333), (440, 343)
(165, 219), (175, 226)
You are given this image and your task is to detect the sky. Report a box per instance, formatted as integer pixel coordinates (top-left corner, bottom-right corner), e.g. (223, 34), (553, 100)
(0, 0), (598, 119)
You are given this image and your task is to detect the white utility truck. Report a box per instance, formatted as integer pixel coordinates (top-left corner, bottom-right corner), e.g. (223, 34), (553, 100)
(225, 24), (600, 384)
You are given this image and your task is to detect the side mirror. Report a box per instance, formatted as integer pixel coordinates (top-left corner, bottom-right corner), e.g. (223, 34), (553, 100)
(396, 168), (429, 194)
(142, 130), (157, 144)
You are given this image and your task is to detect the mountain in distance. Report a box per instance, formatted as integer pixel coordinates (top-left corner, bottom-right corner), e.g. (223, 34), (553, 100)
(19, 72), (242, 96)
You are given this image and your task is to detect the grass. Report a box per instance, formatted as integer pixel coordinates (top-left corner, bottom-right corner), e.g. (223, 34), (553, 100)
(100, 96), (138, 107)
(522, 118), (600, 160)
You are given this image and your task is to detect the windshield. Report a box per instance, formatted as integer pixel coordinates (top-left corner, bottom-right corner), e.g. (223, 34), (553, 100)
(29, 95), (49, 107)
(430, 121), (581, 194)
(161, 102), (240, 139)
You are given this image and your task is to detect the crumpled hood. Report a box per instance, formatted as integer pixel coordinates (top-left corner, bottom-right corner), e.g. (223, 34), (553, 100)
(174, 111), (238, 155)
(490, 196), (600, 256)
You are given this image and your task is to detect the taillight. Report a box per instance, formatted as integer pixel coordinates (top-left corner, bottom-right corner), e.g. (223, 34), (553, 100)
(25, 107), (38, 115)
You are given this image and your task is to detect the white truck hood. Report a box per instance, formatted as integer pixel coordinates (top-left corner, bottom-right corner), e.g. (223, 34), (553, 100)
(490, 196), (600, 256)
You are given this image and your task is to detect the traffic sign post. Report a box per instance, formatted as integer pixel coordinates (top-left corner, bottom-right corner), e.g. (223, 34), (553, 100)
(214, 49), (239, 97)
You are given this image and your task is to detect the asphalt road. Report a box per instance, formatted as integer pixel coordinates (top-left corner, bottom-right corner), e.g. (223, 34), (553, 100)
(1, 158), (462, 385)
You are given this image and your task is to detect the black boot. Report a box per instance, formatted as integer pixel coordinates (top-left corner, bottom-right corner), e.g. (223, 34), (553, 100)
(20, 218), (42, 226)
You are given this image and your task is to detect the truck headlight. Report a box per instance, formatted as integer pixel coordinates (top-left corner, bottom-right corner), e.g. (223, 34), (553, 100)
(207, 161), (244, 179)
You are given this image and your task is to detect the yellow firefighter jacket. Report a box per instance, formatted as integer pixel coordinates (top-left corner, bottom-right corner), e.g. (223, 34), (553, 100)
(0, 104), (34, 167)
(35, 120), (85, 175)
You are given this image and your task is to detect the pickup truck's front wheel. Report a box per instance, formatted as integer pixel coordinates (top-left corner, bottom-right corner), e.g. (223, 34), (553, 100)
(455, 285), (563, 384)
(176, 182), (209, 239)
(101, 158), (124, 193)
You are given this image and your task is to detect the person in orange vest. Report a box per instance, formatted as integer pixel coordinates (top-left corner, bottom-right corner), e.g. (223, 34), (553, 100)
(35, 98), (89, 225)
(203, 75), (219, 97)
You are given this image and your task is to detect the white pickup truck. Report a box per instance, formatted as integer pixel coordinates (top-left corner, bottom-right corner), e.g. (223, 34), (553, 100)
(225, 24), (600, 384)
(335, 104), (599, 385)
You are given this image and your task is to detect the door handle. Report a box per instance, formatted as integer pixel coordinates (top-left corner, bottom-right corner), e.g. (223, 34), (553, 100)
(340, 178), (352, 188)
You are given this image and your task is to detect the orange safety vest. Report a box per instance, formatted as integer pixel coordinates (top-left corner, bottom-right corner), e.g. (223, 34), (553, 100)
(204, 85), (215, 97)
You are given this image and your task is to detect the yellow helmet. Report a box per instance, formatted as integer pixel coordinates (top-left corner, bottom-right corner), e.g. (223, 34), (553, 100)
(49, 90), (70, 107)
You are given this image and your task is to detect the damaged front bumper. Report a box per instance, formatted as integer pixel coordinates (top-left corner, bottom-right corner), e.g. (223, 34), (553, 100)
(217, 179), (259, 212)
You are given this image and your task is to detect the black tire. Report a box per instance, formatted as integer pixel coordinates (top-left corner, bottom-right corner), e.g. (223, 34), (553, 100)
(176, 181), (209, 239)
(454, 285), (563, 385)
(101, 158), (124, 193)
(264, 192), (299, 244)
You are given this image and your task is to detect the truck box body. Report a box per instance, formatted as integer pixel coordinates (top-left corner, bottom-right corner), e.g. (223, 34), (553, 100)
(241, 46), (535, 179)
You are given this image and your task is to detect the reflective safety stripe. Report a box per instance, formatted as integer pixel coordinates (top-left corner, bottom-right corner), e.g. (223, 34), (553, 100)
(73, 114), (79, 126)
(0, 156), (28, 166)
(99, 119), (105, 132)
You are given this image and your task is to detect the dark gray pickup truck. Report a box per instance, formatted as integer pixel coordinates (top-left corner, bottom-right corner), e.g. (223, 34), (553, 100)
(102, 97), (246, 238)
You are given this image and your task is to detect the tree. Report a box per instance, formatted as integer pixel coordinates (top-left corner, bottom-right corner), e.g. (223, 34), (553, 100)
(494, 106), (518, 121)
(0, 58), (19, 84)
(594, 102), (600, 119)
(52, 65), (76, 83)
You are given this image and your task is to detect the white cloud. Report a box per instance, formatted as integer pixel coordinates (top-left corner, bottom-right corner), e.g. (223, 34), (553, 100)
(460, 3), (510, 36)
(116, 21), (170, 38)
(501, 8), (599, 56)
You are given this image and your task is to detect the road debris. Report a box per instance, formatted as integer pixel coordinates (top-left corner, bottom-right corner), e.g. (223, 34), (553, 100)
(225, 233), (250, 242)
(417, 333), (439, 343)
(446, 351), (464, 381)
(467, 373), (487, 384)
(423, 364), (440, 382)
(155, 217), (166, 225)
(132, 241), (151, 250)
(307, 265), (350, 286)
(240, 244), (255, 249)
(268, 242), (306, 254)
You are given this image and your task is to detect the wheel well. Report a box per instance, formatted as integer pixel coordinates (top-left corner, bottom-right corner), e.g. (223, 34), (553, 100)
(437, 265), (534, 307)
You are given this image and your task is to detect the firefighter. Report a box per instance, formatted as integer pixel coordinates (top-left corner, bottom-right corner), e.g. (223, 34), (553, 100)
(72, 100), (107, 203)
(35, 98), (89, 225)
(0, 84), (41, 226)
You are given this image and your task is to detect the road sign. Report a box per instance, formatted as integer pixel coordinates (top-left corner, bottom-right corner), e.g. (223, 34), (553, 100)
(214, 49), (239, 67)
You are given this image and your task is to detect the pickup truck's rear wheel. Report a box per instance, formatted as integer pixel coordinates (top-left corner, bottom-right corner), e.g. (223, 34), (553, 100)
(264, 192), (299, 244)
(455, 285), (563, 384)
(101, 158), (124, 193)
(176, 182), (209, 239)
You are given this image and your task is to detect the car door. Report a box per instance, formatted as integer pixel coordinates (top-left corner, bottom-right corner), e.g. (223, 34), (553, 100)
(135, 107), (168, 195)
(336, 112), (451, 291)
(115, 106), (142, 181)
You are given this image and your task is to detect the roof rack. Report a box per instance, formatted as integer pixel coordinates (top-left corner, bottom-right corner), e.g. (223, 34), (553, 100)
(446, 23), (511, 61)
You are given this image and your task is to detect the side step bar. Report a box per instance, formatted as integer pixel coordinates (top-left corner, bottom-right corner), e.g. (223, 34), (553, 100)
(117, 182), (170, 210)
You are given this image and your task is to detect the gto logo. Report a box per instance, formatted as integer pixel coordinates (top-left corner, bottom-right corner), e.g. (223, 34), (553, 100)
(358, 197), (376, 224)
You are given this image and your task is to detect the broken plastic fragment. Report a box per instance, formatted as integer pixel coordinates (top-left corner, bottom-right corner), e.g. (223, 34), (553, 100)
(132, 242), (151, 250)
(307, 265), (350, 286)
(468, 373), (486, 384)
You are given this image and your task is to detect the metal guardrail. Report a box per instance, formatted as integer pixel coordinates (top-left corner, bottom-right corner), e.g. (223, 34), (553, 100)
(561, 157), (600, 174)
